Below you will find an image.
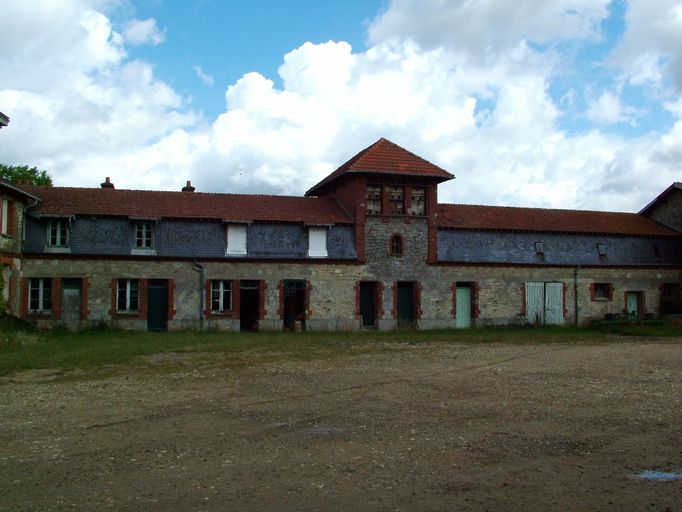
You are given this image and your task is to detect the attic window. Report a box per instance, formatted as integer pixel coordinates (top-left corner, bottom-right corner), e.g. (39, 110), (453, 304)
(408, 188), (425, 215)
(597, 243), (606, 257)
(535, 242), (544, 254)
(226, 224), (247, 255)
(387, 186), (404, 215)
(307, 227), (328, 257)
(366, 185), (381, 215)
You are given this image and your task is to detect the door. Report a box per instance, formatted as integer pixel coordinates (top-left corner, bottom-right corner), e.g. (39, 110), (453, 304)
(525, 282), (544, 324)
(147, 279), (168, 332)
(626, 292), (639, 315)
(544, 282), (564, 325)
(360, 281), (376, 327)
(61, 278), (82, 330)
(240, 280), (260, 332)
(455, 286), (472, 328)
(397, 282), (415, 328)
(525, 281), (564, 325)
(283, 280), (307, 331)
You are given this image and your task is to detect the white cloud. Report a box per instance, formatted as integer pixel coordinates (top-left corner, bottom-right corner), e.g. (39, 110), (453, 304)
(1, 0), (682, 215)
(613, 0), (682, 91)
(194, 66), (214, 86)
(123, 18), (165, 46)
(368, 0), (611, 56)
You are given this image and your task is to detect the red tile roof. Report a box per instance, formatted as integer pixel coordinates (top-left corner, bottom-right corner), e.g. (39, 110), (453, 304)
(437, 203), (681, 237)
(306, 138), (454, 196)
(22, 186), (354, 224)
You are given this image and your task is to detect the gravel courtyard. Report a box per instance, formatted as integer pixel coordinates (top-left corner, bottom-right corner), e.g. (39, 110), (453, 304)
(1, 338), (681, 511)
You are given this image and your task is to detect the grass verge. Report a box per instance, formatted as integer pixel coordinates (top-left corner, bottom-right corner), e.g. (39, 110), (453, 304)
(1, 319), (680, 377)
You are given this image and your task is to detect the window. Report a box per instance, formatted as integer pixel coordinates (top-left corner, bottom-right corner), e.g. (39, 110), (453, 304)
(211, 280), (232, 312)
(662, 283), (680, 300)
(653, 245), (662, 258)
(1, 200), (16, 237)
(135, 222), (153, 248)
(48, 220), (69, 247)
(366, 185), (381, 215)
(29, 278), (52, 313)
(308, 227), (328, 257)
(226, 224), (247, 255)
(593, 282), (612, 301)
(387, 186), (404, 214)
(408, 188), (425, 215)
(390, 234), (403, 256)
(535, 242), (544, 254)
(117, 279), (139, 312)
(597, 243), (606, 256)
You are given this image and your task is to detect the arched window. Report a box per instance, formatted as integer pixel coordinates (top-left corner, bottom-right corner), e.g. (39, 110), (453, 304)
(390, 234), (403, 256)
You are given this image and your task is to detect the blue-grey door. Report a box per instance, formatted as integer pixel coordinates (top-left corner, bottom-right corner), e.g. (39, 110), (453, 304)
(147, 279), (168, 332)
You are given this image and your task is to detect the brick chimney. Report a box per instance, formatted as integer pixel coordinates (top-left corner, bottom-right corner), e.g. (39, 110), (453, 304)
(100, 177), (114, 189)
(182, 180), (195, 192)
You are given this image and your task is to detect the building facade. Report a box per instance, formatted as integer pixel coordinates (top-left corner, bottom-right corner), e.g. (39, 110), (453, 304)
(2, 139), (681, 331)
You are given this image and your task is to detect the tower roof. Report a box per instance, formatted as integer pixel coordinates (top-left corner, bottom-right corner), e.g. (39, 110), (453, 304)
(306, 138), (454, 196)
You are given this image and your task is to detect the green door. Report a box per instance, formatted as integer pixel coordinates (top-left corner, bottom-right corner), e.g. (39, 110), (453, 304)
(455, 287), (472, 328)
(147, 279), (168, 332)
(626, 292), (639, 315)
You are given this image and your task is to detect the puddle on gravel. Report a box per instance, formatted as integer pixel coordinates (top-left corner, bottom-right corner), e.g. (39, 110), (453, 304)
(634, 470), (682, 482)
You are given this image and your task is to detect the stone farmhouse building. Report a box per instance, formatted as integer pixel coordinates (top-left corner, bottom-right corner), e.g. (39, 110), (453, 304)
(0, 138), (681, 331)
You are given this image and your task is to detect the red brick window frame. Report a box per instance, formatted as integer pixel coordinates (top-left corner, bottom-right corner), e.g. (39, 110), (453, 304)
(389, 234), (403, 256)
(590, 282), (613, 301)
(23, 277), (59, 319)
(109, 278), (147, 320)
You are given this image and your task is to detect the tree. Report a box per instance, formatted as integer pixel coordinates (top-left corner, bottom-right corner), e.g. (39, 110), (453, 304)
(0, 164), (53, 186)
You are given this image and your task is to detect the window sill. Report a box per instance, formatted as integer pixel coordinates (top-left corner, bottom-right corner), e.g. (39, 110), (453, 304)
(593, 297), (612, 302)
(44, 246), (71, 254)
(131, 248), (157, 256)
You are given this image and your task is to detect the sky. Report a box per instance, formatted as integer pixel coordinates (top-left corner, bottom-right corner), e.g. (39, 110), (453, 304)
(1, 0), (681, 212)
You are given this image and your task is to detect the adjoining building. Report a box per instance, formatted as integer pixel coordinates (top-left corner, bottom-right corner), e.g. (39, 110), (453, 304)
(1, 138), (681, 330)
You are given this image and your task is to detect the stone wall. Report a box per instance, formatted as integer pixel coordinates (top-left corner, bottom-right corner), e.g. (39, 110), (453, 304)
(644, 187), (682, 232)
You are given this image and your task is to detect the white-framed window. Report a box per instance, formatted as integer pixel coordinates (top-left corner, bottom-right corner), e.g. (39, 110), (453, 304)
(211, 280), (232, 312)
(117, 279), (139, 312)
(308, 227), (328, 257)
(48, 220), (69, 247)
(29, 278), (52, 313)
(1, 199), (9, 235)
(226, 224), (247, 255)
(135, 222), (153, 248)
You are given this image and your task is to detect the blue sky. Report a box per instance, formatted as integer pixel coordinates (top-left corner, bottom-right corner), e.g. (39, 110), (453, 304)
(117, 0), (385, 117)
(1, 0), (681, 211)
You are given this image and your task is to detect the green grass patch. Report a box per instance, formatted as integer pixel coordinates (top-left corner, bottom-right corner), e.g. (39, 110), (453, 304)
(0, 322), (680, 377)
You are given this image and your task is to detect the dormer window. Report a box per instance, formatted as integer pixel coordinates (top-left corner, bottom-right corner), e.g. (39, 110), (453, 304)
(47, 220), (69, 247)
(136, 222), (153, 248)
(408, 188), (425, 215)
(308, 227), (328, 257)
(226, 224), (247, 255)
(388, 187), (404, 214)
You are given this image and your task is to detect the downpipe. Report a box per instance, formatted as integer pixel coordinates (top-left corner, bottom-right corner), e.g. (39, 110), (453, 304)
(574, 266), (580, 327)
(191, 260), (205, 331)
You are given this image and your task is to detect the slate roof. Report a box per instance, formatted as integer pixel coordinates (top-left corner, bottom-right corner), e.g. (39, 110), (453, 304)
(306, 138), (454, 196)
(437, 204), (681, 237)
(21, 185), (354, 224)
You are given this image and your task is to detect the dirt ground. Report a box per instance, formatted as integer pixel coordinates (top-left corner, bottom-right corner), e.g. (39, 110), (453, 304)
(1, 338), (681, 511)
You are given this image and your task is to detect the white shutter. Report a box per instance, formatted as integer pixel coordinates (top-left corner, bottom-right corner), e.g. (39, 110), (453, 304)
(226, 224), (247, 255)
(308, 227), (328, 257)
(544, 282), (564, 325)
(525, 282), (544, 325)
